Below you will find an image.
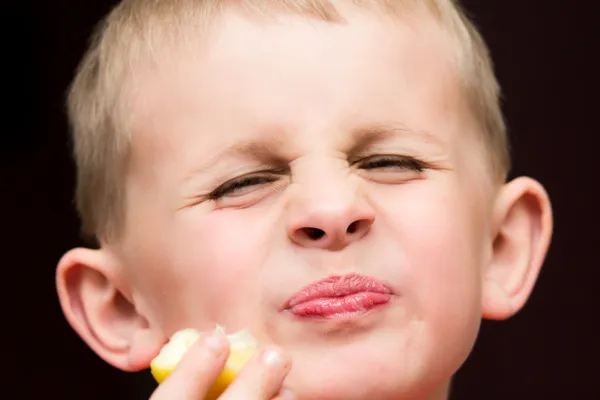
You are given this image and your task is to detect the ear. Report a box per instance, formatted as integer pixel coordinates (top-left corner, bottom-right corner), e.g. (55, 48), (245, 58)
(481, 177), (553, 320)
(56, 247), (166, 372)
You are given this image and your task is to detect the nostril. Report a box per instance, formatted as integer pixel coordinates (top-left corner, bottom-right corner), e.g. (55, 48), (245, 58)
(347, 221), (359, 234)
(303, 227), (326, 240)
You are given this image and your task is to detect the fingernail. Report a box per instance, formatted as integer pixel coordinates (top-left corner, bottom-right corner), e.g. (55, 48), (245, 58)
(204, 332), (226, 354)
(279, 388), (296, 400)
(261, 348), (284, 367)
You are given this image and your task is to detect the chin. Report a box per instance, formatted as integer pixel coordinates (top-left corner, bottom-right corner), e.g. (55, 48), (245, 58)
(284, 330), (455, 400)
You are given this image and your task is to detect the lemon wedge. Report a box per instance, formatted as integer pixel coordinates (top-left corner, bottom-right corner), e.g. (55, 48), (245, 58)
(150, 325), (257, 399)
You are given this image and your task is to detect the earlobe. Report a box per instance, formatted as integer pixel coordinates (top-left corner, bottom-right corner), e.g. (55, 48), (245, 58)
(482, 177), (553, 320)
(56, 247), (165, 372)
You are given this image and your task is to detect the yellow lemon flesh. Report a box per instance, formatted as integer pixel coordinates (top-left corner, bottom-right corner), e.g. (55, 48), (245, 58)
(150, 325), (257, 399)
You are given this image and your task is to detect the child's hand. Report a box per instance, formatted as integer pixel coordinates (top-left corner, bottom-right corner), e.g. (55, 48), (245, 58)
(149, 331), (293, 400)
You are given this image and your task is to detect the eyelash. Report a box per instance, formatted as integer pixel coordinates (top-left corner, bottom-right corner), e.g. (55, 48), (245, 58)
(209, 156), (426, 200)
(209, 175), (277, 200)
(357, 155), (426, 172)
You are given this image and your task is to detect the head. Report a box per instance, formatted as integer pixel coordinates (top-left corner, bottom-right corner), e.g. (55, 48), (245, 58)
(57, 1), (553, 399)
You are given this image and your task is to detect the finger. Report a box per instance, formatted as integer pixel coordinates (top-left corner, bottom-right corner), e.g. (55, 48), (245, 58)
(272, 388), (297, 400)
(150, 331), (229, 400)
(219, 346), (292, 400)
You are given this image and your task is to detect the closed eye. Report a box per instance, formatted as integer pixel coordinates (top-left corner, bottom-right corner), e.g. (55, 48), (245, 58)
(357, 155), (427, 172)
(208, 156), (425, 201)
(209, 174), (278, 200)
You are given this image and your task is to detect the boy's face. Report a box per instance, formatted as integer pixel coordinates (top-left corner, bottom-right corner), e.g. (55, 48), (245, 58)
(120, 7), (493, 400)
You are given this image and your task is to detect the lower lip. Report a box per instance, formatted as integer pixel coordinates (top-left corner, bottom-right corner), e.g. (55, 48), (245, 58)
(289, 292), (391, 319)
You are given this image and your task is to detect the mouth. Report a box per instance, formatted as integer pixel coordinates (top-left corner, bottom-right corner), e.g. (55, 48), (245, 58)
(283, 273), (393, 320)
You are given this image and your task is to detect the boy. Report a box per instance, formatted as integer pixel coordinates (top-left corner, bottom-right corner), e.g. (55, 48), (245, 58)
(56, 1), (553, 399)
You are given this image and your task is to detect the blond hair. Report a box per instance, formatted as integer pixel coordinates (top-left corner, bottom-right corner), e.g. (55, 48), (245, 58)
(67, 0), (509, 243)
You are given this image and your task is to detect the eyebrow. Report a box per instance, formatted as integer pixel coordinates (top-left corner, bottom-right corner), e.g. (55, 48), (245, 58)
(190, 135), (287, 177)
(191, 123), (442, 176)
(348, 123), (443, 154)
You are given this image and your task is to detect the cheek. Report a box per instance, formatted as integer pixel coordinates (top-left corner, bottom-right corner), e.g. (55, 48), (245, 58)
(123, 204), (277, 333)
(377, 180), (485, 343)
(158, 207), (280, 330)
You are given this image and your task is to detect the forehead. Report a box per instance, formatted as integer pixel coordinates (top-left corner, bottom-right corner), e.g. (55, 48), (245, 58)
(129, 5), (471, 168)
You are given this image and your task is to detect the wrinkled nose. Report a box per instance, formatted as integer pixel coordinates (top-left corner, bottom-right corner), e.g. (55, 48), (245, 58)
(287, 203), (375, 251)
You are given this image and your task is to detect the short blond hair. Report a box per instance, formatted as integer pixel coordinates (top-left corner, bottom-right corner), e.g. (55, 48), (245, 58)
(67, 0), (509, 243)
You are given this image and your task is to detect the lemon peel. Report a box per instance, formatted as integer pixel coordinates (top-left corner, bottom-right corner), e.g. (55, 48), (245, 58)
(150, 325), (257, 399)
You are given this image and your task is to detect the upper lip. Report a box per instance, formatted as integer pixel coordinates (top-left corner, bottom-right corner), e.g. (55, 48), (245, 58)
(283, 273), (393, 310)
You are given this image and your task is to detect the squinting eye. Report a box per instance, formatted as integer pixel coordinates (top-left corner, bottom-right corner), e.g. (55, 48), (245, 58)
(209, 175), (277, 200)
(358, 155), (426, 172)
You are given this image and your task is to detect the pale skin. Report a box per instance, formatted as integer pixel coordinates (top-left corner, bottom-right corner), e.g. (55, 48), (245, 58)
(56, 4), (553, 400)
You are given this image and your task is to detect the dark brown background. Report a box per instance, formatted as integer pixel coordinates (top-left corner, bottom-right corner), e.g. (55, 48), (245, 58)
(6, 0), (599, 399)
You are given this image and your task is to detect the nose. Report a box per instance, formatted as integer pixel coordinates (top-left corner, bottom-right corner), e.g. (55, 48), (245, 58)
(287, 194), (375, 251)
